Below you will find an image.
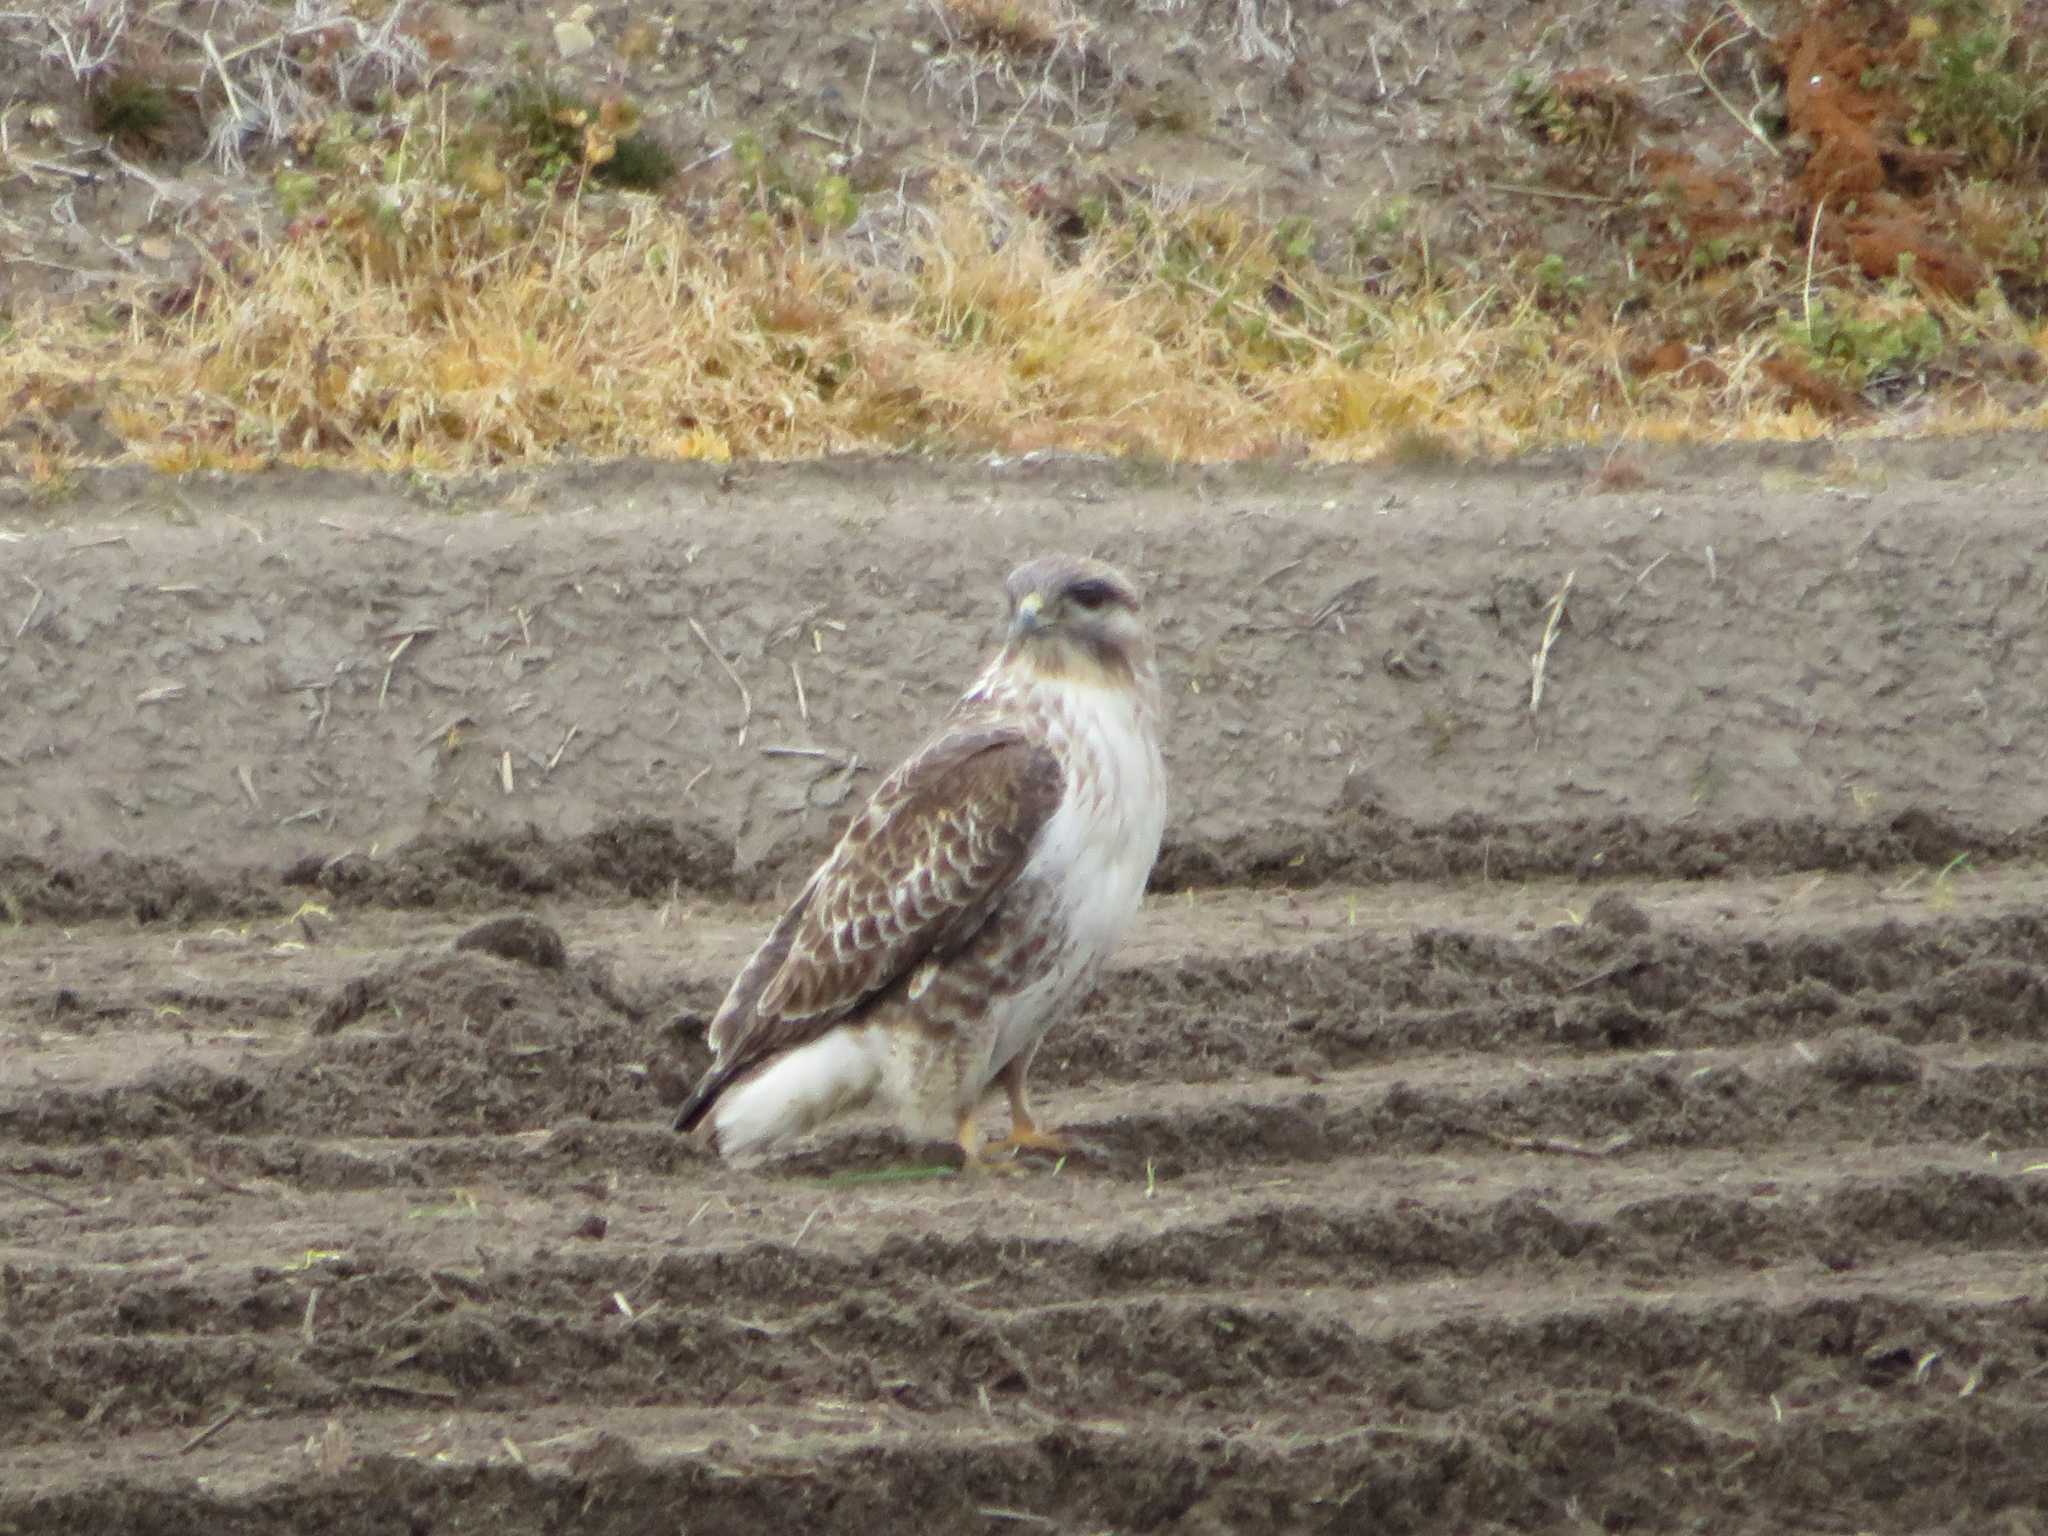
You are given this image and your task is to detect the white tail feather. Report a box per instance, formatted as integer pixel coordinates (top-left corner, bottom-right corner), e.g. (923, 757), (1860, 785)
(710, 1029), (884, 1159)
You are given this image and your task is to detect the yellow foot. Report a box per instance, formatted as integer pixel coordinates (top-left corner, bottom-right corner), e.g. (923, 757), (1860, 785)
(984, 1123), (1076, 1159)
(957, 1110), (1028, 1177)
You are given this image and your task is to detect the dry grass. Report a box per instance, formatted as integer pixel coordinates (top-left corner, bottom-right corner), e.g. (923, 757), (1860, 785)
(5, 0), (2048, 477)
(4, 0), (2047, 478)
(2, 118), (2045, 475)
(9, 176), (2031, 479)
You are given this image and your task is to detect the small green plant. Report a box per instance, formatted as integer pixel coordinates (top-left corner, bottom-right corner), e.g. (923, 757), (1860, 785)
(1510, 67), (1639, 154)
(273, 167), (321, 216)
(600, 131), (677, 191)
(730, 130), (853, 228)
(1360, 195), (1410, 242)
(1128, 82), (1204, 133)
(1908, 18), (2048, 174)
(1533, 251), (1588, 301)
(501, 80), (674, 191)
(809, 174), (859, 230)
(1511, 71), (1571, 140)
(1928, 851), (1972, 912)
(87, 73), (174, 150)
(1781, 288), (1944, 388)
(1274, 215), (1316, 264)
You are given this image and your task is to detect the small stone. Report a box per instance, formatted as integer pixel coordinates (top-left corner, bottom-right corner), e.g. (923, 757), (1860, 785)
(553, 19), (595, 59)
(453, 913), (567, 970)
(1815, 1027), (1922, 1087)
(1586, 891), (1652, 936)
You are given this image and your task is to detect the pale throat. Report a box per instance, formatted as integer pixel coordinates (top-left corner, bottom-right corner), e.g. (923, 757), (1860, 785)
(1009, 634), (1154, 695)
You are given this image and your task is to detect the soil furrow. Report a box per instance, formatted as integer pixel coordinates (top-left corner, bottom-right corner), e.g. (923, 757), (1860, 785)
(6, 1398), (2048, 1536)
(6, 1157), (2043, 1322)
(6, 1254), (2040, 1446)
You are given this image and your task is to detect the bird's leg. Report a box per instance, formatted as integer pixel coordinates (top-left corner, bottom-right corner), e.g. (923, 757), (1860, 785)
(956, 1105), (1027, 1177)
(983, 1057), (1074, 1159)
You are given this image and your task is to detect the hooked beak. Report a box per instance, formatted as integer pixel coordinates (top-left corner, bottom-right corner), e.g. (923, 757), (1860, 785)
(1010, 591), (1049, 640)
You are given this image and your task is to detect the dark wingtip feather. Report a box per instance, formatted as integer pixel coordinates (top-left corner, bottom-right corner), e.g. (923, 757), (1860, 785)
(672, 1066), (729, 1137)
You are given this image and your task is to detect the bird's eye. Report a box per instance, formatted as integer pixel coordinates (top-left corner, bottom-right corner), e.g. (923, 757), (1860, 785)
(1067, 580), (1115, 611)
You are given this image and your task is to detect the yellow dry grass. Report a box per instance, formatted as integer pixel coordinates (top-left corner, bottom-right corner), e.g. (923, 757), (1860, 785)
(4, 172), (2043, 477)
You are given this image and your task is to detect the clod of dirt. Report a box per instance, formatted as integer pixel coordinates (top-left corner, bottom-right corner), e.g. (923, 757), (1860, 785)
(1552, 998), (1659, 1051)
(1815, 1027), (1923, 1087)
(453, 914), (568, 970)
(405, 1310), (518, 1389)
(571, 1213), (608, 1241)
(1586, 891), (1653, 937)
(313, 977), (375, 1036)
(290, 953), (661, 1134)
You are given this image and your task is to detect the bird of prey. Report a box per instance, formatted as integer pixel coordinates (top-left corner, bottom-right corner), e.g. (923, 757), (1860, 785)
(673, 554), (1167, 1171)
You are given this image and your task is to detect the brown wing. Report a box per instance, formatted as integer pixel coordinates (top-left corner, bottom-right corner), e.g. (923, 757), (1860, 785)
(674, 726), (1062, 1132)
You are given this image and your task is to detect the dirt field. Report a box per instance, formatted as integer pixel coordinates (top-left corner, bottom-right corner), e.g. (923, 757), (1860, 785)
(6, 447), (2048, 1533)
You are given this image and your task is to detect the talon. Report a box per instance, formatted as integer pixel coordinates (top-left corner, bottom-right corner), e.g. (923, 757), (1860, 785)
(987, 1123), (1075, 1159)
(956, 1109), (1026, 1177)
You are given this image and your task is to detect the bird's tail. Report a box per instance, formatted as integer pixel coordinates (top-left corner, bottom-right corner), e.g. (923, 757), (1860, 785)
(682, 1030), (883, 1160)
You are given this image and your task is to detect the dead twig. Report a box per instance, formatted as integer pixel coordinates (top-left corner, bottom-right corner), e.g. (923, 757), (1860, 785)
(1483, 181), (1618, 204)
(24, 158), (97, 184)
(378, 631), (416, 709)
(180, 1404), (243, 1455)
(1685, 27), (1781, 157)
(688, 617), (753, 746)
(1802, 193), (1827, 340)
(0, 1172), (85, 1215)
(1485, 1128), (1636, 1159)
(353, 1377), (460, 1402)
(547, 723), (579, 771)
(1528, 569), (1575, 714)
(13, 578), (43, 640)
(1564, 958), (1649, 992)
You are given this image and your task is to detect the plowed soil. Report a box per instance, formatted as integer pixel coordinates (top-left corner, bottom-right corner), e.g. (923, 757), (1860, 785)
(5, 447), (2048, 1533)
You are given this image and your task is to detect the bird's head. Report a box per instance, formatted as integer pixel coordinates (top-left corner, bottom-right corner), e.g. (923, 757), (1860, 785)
(999, 555), (1151, 687)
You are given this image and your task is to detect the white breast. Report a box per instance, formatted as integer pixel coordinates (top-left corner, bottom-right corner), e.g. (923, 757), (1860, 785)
(983, 674), (1166, 1078)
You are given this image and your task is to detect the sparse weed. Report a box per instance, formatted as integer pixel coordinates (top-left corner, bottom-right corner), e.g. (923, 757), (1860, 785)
(937, 0), (1063, 57)
(1907, 13), (2048, 174)
(730, 132), (858, 229)
(1127, 81), (1206, 132)
(1780, 286), (1944, 390)
(1509, 67), (1642, 154)
(501, 81), (675, 192)
(86, 72), (175, 148)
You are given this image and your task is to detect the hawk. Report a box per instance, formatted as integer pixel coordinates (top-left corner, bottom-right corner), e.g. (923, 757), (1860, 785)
(673, 555), (1167, 1171)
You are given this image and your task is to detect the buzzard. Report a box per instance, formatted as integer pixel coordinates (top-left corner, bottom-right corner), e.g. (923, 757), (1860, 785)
(673, 555), (1167, 1171)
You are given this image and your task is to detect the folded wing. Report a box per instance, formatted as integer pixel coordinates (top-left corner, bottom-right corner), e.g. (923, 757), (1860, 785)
(674, 726), (1063, 1132)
